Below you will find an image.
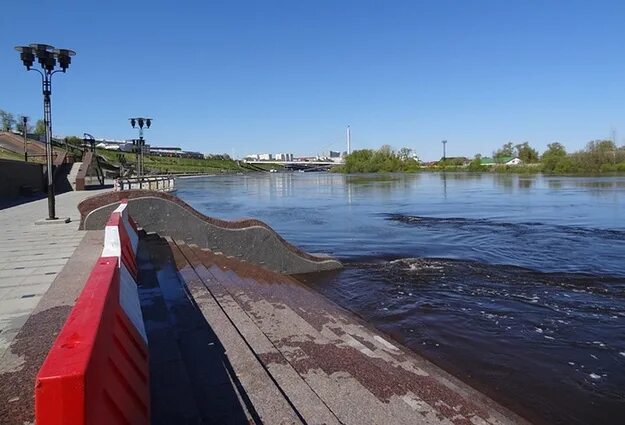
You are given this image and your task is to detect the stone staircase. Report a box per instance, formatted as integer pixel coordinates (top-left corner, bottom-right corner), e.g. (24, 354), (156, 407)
(66, 162), (82, 191)
(137, 233), (256, 424)
(135, 232), (525, 425)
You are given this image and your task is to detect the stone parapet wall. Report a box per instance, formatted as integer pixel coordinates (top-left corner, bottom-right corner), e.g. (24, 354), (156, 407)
(78, 190), (342, 275)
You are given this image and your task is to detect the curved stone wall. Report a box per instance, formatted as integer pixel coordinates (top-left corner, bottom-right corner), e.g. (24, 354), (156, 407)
(78, 190), (342, 275)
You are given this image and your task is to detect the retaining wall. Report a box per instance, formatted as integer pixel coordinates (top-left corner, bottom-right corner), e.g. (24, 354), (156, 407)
(0, 159), (44, 198)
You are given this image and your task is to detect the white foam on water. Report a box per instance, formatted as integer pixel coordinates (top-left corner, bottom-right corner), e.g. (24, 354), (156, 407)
(619, 352), (625, 357)
(589, 373), (601, 380)
(535, 328), (544, 333)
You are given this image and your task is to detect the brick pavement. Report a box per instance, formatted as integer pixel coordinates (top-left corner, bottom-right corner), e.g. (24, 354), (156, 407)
(0, 189), (109, 360)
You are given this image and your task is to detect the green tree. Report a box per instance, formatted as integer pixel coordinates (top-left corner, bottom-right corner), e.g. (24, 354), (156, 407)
(494, 142), (514, 158)
(0, 110), (16, 131)
(467, 154), (486, 171)
(583, 140), (619, 167)
(541, 142), (568, 174)
(338, 145), (419, 173)
(515, 142), (539, 163)
(542, 142), (567, 158)
(34, 119), (46, 135)
(398, 147), (413, 160)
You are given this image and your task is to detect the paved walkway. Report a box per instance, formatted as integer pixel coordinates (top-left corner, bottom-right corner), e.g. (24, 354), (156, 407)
(0, 190), (109, 360)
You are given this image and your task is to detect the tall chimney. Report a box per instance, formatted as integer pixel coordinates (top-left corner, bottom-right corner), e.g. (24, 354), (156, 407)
(347, 125), (351, 155)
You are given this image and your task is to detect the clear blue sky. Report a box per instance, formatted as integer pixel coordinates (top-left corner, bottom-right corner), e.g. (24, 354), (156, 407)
(1, 0), (624, 160)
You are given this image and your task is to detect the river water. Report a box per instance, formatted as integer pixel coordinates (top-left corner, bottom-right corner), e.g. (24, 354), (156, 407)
(176, 172), (625, 425)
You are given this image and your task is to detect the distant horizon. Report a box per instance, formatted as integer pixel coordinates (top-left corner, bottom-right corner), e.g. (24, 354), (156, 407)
(1, 124), (619, 162)
(1, 1), (623, 162)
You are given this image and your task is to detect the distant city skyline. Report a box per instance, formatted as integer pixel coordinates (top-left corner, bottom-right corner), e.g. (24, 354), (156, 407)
(1, 1), (624, 161)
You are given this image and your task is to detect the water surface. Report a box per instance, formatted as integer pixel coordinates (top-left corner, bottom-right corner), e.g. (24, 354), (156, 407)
(177, 172), (625, 425)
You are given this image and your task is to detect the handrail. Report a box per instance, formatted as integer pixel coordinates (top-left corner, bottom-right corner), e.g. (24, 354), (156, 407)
(115, 175), (175, 192)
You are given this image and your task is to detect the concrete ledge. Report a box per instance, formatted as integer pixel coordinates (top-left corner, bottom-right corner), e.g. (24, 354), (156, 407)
(78, 190), (342, 275)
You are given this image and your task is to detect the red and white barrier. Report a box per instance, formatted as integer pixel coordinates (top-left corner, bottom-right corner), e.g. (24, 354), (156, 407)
(102, 201), (139, 279)
(101, 200), (147, 344)
(35, 200), (149, 425)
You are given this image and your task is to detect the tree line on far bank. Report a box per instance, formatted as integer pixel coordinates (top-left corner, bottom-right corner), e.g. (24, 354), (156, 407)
(337, 139), (625, 174)
(0, 108), (46, 134)
(334, 145), (421, 173)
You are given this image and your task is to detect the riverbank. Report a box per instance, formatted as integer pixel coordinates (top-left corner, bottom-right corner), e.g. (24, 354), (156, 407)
(332, 164), (625, 176)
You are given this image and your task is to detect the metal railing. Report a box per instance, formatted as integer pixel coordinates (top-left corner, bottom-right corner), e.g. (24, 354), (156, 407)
(114, 175), (175, 192)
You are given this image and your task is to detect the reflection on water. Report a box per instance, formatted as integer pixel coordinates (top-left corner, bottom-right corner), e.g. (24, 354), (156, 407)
(177, 172), (625, 425)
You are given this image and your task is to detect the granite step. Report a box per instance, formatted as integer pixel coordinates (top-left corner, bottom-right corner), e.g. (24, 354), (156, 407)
(173, 240), (340, 425)
(178, 243), (527, 425)
(138, 236), (255, 424)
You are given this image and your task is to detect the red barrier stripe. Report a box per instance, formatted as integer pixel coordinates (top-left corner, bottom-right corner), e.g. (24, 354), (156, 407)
(35, 257), (149, 425)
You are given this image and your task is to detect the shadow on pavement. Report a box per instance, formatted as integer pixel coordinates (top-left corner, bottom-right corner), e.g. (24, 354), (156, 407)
(137, 234), (256, 425)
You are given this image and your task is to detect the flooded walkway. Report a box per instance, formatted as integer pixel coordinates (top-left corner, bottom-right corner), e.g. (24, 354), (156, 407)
(141, 231), (527, 424)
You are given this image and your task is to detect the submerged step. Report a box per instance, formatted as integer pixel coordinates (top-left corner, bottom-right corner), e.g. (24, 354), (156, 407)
(174, 241), (340, 425)
(138, 236), (255, 424)
(172, 242), (527, 425)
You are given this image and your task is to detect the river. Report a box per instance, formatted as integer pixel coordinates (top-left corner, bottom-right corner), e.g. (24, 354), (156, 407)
(176, 172), (625, 425)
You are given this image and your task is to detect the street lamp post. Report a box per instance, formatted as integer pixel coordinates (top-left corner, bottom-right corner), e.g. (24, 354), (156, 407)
(83, 133), (96, 153)
(129, 117), (152, 177)
(15, 44), (75, 220)
(22, 116), (29, 162)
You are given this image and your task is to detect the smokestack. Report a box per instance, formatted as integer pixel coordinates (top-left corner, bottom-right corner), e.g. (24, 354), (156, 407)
(347, 125), (351, 155)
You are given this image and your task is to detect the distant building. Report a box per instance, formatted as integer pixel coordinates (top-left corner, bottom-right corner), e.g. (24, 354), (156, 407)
(480, 156), (522, 166)
(321, 150), (341, 159)
(245, 153), (272, 161)
(274, 153), (294, 161)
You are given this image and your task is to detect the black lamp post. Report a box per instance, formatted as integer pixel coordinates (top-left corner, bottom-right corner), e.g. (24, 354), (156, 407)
(129, 117), (152, 177)
(22, 116), (29, 162)
(15, 44), (75, 220)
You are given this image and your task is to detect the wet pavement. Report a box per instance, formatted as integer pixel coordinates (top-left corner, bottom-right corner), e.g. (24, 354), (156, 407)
(165, 236), (528, 424)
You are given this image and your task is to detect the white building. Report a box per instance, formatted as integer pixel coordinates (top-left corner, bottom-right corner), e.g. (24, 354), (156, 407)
(504, 157), (522, 165)
(274, 153), (294, 161)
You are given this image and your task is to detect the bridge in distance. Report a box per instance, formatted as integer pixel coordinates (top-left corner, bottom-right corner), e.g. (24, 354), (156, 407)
(244, 160), (340, 171)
